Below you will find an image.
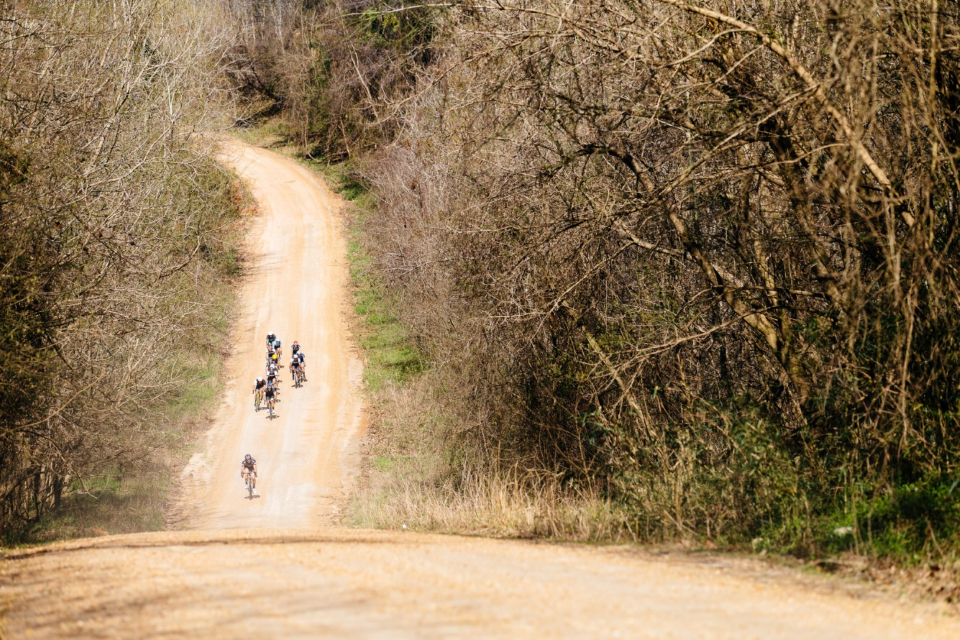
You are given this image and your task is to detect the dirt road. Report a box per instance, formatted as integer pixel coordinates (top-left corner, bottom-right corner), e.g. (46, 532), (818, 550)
(172, 139), (365, 530)
(2, 140), (959, 639)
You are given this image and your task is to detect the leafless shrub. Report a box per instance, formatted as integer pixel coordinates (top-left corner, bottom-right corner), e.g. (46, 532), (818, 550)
(0, 0), (242, 536)
(357, 0), (960, 551)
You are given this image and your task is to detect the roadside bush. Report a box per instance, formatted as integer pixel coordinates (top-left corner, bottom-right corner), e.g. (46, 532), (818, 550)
(351, 0), (960, 559)
(0, 0), (242, 539)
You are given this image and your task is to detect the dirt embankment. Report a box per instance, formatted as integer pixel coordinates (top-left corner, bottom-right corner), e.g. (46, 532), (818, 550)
(2, 140), (959, 639)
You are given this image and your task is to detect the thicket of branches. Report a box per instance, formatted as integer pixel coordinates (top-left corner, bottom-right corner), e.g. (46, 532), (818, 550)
(339, 0), (960, 554)
(0, 0), (243, 537)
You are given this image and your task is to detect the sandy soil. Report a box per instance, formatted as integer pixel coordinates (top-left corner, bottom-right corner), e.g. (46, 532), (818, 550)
(2, 139), (959, 639)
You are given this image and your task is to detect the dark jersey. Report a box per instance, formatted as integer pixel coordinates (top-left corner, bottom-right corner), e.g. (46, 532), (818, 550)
(242, 458), (256, 471)
(255, 380), (266, 390)
(264, 386), (276, 398)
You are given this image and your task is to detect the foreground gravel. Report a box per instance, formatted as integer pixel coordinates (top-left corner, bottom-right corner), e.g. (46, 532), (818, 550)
(3, 528), (959, 639)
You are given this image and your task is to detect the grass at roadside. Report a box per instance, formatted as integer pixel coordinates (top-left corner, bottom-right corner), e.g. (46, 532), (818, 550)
(299, 158), (422, 393)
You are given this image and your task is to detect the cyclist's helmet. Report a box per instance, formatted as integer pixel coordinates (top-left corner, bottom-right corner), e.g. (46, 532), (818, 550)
(257, 377), (263, 382)
(244, 454), (252, 462)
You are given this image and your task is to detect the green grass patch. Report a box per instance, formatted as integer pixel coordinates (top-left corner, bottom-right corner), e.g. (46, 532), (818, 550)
(231, 117), (293, 149)
(12, 474), (171, 544)
(165, 356), (221, 421)
(374, 456), (397, 472)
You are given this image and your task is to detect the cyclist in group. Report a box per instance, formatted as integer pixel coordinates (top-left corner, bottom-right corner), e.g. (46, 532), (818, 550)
(252, 376), (266, 408)
(241, 454), (258, 496)
(290, 354), (303, 384)
(296, 349), (306, 381)
(273, 338), (282, 359)
(266, 365), (280, 400)
(266, 331), (277, 348)
(264, 381), (277, 412)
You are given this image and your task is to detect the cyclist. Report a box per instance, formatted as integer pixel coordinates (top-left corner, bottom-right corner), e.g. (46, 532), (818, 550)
(273, 339), (282, 359)
(296, 349), (306, 381)
(266, 366), (280, 400)
(253, 376), (266, 408)
(291, 340), (300, 356)
(290, 354), (303, 384)
(264, 382), (277, 412)
(266, 331), (277, 348)
(241, 454), (258, 496)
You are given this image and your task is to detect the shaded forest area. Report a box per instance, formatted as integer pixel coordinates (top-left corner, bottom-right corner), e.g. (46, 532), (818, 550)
(243, 0), (960, 559)
(0, 0), (246, 539)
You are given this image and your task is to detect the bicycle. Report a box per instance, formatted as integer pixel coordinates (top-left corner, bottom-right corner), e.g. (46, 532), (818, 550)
(292, 367), (302, 388)
(266, 397), (275, 418)
(245, 473), (257, 499)
(254, 388), (263, 411)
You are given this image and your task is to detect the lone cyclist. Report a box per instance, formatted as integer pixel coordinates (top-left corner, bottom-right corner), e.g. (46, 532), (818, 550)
(241, 454), (258, 496)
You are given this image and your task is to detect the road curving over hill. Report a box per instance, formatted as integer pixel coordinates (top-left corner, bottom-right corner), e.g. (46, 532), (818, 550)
(168, 138), (366, 531)
(2, 139), (959, 639)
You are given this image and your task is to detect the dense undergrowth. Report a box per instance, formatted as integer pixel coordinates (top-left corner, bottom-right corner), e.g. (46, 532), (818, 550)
(237, 0), (960, 571)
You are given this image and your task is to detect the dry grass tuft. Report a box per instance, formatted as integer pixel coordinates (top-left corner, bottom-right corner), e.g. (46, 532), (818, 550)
(348, 376), (634, 542)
